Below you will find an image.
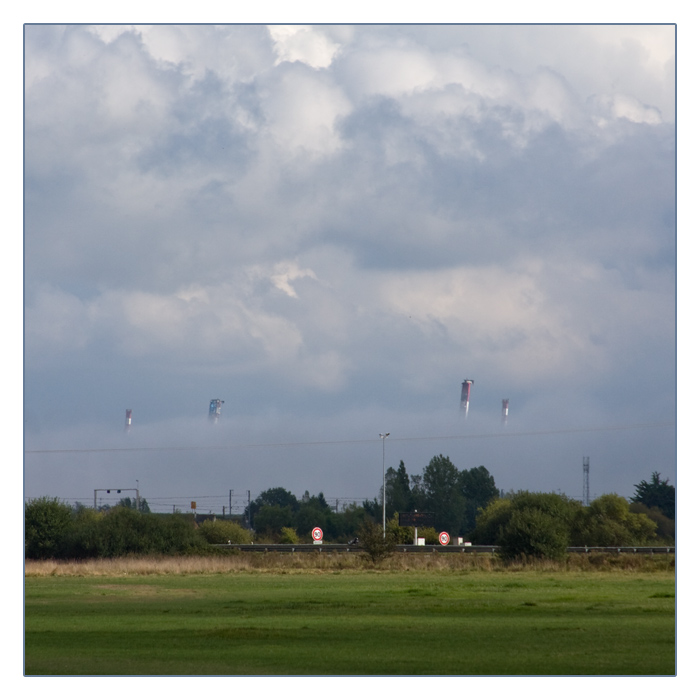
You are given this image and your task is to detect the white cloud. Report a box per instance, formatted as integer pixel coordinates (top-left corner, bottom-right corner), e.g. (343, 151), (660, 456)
(87, 24), (136, 45)
(106, 284), (306, 366)
(607, 94), (663, 125)
(268, 261), (318, 298)
(257, 61), (352, 156)
(268, 25), (340, 69)
(579, 24), (674, 79)
(380, 262), (594, 384)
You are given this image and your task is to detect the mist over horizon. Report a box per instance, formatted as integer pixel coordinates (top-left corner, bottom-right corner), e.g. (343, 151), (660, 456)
(25, 394), (675, 513)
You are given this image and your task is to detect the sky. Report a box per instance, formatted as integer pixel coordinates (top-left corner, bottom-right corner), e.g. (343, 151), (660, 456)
(23, 23), (677, 514)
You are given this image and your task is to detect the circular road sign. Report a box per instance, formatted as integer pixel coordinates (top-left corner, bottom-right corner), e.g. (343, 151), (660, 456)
(439, 531), (450, 546)
(312, 527), (323, 541)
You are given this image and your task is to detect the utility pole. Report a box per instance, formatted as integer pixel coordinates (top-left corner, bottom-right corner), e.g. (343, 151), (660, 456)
(229, 489), (234, 517)
(380, 433), (390, 538)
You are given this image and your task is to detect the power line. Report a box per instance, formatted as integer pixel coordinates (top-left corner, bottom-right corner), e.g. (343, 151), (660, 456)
(25, 494), (373, 502)
(25, 493), (373, 515)
(23, 421), (675, 456)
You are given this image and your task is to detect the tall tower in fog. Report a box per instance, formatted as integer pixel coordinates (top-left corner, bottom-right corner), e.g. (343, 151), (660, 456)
(209, 399), (224, 423)
(460, 379), (474, 419)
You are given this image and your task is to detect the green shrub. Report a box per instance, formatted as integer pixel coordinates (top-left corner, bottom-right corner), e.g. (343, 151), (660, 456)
(25, 497), (73, 559)
(474, 492), (579, 561)
(629, 503), (674, 542)
(59, 508), (105, 559)
(358, 519), (396, 564)
(472, 498), (513, 544)
(498, 507), (570, 561)
(26, 499), (213, 560)
(279, 527), (299, 544)
(384, 514), (440, 545)
(385, 513), (413, 544)
(571, 494), (657, 547)
(197, 519), (250, 545)
(418, 527), (440, 545)
(510, 491), (582, 527)
(85, 508), (206, 557)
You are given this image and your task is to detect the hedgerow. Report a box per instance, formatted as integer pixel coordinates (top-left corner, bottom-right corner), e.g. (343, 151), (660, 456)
(25, 499), (209, 559)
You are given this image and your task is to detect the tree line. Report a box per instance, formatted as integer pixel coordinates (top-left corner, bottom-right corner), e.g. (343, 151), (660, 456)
(366, 456), (501, 534)
(24, 458), (674, 560)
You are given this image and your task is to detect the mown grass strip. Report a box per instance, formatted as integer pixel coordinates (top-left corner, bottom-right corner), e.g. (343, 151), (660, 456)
(25, 568), (675, 675)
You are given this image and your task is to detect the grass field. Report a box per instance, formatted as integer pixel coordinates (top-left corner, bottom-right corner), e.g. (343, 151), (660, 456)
(24, 554), (675, 675)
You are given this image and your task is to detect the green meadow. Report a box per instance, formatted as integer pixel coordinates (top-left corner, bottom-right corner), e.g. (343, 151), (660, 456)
(25, 560), (675, 675)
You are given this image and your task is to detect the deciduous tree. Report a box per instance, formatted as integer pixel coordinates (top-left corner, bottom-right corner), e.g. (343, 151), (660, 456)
(246, 487), (299, 528)
(572, 494), (657, 546)
(252, 504), (296, 536)
(473, 491), (582, 560)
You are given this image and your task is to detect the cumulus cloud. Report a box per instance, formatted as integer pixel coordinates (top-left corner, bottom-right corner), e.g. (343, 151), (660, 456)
(24, 25), (675, 504)
(256, 60), (352, 156)
(267, 260), (318, 298)
(268, 25), (341, 69)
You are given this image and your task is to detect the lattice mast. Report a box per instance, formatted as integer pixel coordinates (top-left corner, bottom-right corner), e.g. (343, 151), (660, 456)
(583, 456), (590, 506)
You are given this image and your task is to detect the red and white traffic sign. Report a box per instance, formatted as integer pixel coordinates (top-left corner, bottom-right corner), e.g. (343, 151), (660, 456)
(439, 531), (450, 546)
(312, 527), (323, 541)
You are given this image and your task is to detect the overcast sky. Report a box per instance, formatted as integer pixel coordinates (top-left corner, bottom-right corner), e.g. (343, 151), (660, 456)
(23, 24), (676, 513)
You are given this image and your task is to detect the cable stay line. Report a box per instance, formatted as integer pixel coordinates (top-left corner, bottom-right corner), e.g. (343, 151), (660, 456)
(24, 421), (675, 455)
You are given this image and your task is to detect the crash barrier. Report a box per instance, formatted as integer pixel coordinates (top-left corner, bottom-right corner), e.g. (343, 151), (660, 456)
(212, 544), (674, 554)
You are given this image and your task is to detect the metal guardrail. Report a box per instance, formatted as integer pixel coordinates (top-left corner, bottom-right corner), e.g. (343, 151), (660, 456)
(212, 543), (675, 554)
(568, 546), (675, 554)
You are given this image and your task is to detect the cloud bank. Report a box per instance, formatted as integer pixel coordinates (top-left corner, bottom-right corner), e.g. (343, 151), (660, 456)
(24, 25), (675, 508)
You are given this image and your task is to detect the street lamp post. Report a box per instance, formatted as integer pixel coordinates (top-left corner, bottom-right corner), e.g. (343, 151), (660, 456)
(380, 433), (390, 537)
